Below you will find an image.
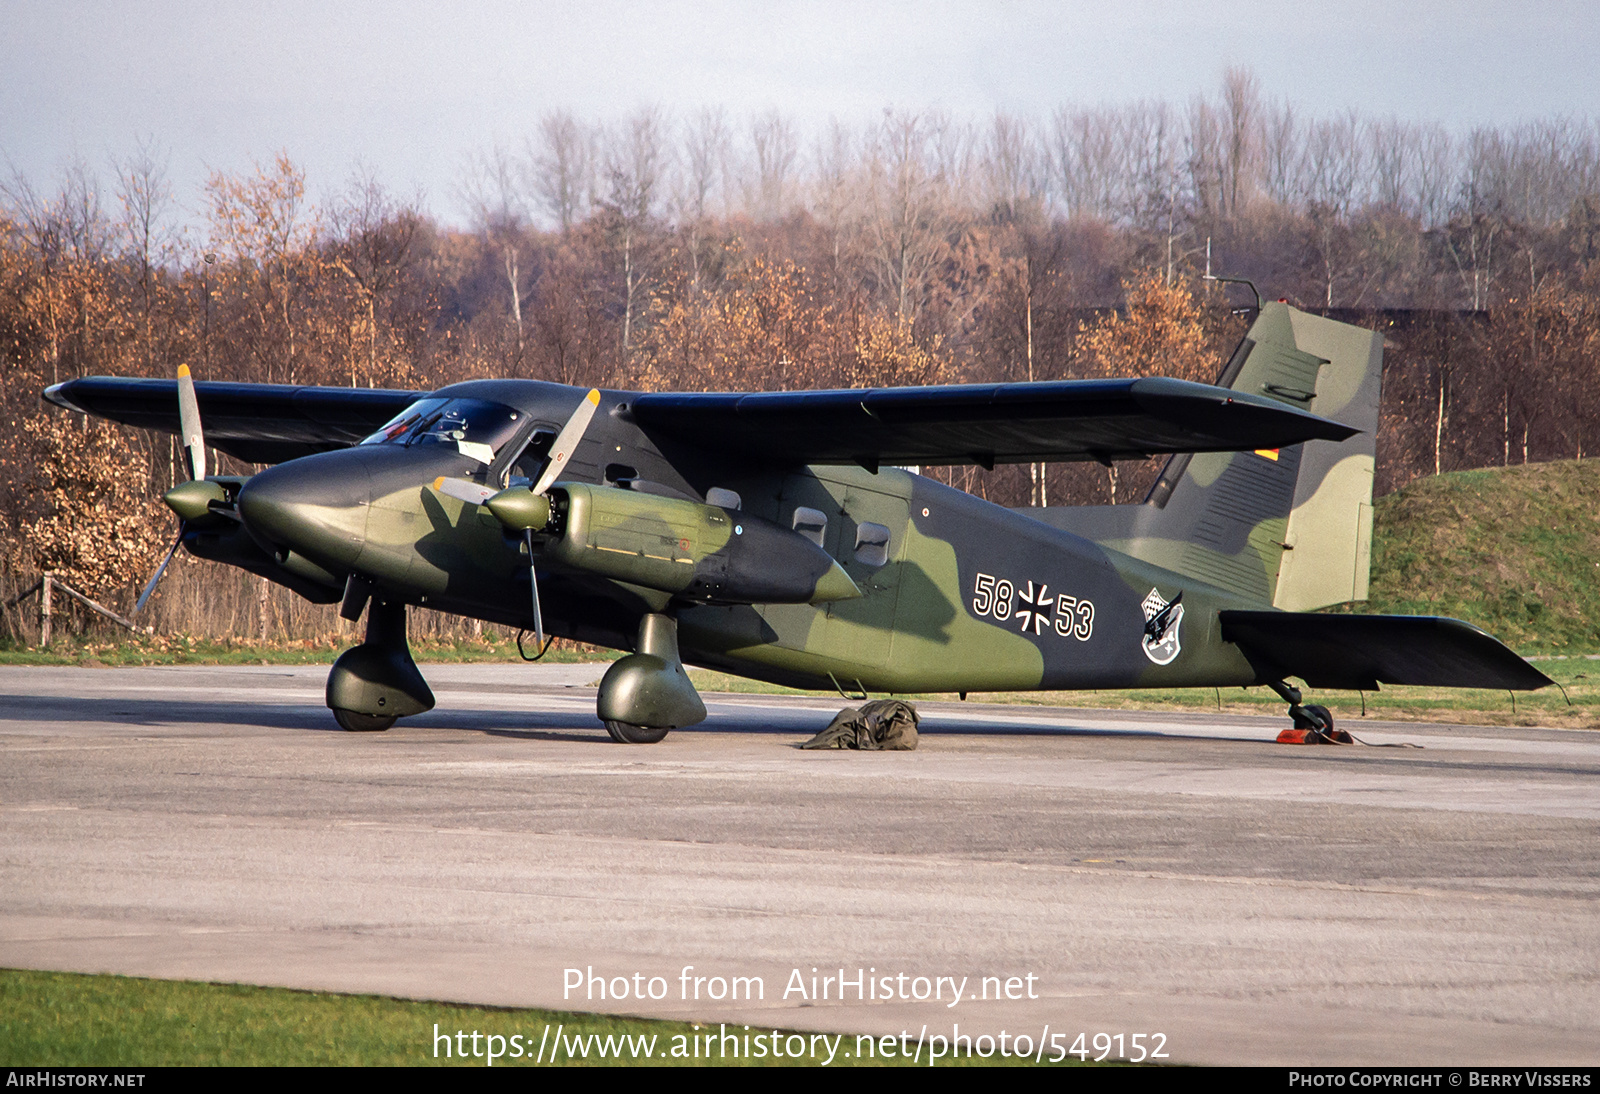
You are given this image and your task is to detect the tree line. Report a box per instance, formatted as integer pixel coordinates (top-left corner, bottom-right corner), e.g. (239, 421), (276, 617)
(5, 69), (1600, 641)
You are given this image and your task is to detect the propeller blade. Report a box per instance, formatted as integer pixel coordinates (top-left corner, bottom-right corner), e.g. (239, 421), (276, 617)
(529, 388), (601, 497)
(177, 363), (206, 482)
(527, 530), (544, 649)
(135, 529), (184, 614)
(137, 366), (210, 619)
(430, 476), (498, 506)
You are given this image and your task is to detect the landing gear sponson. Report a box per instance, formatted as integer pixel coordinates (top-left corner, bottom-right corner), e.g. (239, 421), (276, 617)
(596, 612), (706, 744)
(325, 597), (435, 731)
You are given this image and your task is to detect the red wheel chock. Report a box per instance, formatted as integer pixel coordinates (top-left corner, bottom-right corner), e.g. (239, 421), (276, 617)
(1276, 727), (1355, 745)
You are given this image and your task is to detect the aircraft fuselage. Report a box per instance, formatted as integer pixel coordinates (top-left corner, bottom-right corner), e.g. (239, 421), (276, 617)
(230, 378), (1263, 697)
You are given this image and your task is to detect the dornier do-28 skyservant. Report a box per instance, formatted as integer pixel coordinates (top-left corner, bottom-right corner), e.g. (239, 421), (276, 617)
(45, 302), (1550, 741)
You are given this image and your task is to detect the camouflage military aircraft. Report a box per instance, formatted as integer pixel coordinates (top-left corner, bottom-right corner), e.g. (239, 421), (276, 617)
(44, 302), (1549, 742)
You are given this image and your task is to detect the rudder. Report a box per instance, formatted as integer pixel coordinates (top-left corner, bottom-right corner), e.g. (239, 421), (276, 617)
(1032, 302), (1382, 609)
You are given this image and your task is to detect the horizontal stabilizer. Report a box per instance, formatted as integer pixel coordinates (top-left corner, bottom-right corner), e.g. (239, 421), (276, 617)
(631, 377), (1357, 468)
(1220, 611), (1552, 692)
(45, 377), (421, 465)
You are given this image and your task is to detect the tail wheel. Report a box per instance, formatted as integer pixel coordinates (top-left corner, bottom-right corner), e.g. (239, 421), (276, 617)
(604, 720), (670, 744)
(334, 709), (396, 732)
(1291, 704), (1334, 732)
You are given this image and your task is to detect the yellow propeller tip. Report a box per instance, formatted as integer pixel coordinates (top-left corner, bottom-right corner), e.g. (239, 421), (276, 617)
(586, 389), (600, 405)
(177, 364), (191, 378)
(431, 476), (446, 491)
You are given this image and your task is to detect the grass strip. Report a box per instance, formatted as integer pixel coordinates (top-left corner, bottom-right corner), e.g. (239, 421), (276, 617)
(0, 969), (1065, 1067)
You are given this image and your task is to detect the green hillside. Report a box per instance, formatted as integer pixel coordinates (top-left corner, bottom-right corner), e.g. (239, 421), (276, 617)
(1364, 459), (1600, 653)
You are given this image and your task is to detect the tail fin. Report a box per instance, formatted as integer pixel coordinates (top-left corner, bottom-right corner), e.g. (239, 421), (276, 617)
(1035, 302), (1383, 609)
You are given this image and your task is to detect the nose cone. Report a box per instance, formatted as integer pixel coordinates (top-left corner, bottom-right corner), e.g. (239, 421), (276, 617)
(238, 450), (374, 569)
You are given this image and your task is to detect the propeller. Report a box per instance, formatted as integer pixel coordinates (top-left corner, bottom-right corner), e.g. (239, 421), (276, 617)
(177, 362), (206, 481)
(134, 531), (183, 615)
(430, 477), (498, 505)
(529, 388), (601, 496)
(136, 364), (217, 613)
(431, 388), (602, 649)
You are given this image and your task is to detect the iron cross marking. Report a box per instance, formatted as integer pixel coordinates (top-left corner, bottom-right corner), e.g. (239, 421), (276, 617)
(1016, 580), (1052, 635)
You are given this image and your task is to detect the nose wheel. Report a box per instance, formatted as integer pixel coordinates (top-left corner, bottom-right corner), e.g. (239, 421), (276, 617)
(604, 720), (670, 744)
(325, 598), (434, 732)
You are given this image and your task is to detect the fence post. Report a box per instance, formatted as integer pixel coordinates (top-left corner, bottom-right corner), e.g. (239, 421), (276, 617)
(40, 571), (52, 648)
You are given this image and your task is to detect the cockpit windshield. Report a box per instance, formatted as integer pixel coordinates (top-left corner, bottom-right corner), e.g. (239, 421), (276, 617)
(359, 398), (525, 460)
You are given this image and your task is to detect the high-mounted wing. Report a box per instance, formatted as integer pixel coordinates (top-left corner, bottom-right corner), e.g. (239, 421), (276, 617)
(628, 377), (1358, 470)
(44, 377), (422, 465)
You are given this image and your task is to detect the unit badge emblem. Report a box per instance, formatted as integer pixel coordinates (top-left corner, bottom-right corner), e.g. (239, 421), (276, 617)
(1140, 588), (1183, 665)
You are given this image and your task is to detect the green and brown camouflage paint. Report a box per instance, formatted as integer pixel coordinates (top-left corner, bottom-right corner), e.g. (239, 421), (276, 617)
(226, 303), (1385, 702)
(133, 299), (1550, 733)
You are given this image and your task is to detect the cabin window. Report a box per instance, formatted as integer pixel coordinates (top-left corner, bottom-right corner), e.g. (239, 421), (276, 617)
(854, 522), (891, 567)
(792, 506), (827, 546)
(706, 487), (741, 510)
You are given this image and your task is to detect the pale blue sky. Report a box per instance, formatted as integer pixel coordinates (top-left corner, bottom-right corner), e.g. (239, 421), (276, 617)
(4, 0), (1598, 225)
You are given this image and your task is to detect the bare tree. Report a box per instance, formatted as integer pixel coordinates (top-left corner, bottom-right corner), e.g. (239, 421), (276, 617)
(809, 118), (861, 274)
(1185, 96), (1224, 222)
(1447, 128), (1508, 310)
(4, 159), (112, 382)
(1051, 106), (1124, 221)
(1122, 100), (1182, 232)
(749, 110), (800, 221)
(599, 106), (670, 358)
(863, 110), (953, 322)
(527, 111), (593, 234)
(926, 110), (976, 208)
(1413, 124), (1456, 229)
(980, 112), (1045, 221)
(679, 107), (731, 223)
(1368, 117), (1416, 212)
(327, 168), (421, 384)
(1261, 100), (1300, 207)
(205, 152), (320, 382)
(676, 107), (732, 291)
(113, 139), (177, 372)
(1303, 112), (1365, 305)
(458, 144), (533, 353)
(1219, 65), (1261, 218)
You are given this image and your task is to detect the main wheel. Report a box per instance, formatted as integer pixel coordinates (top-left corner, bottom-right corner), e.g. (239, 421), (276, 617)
(604, 719), (670, 744)
(333, 708), (396, 732)
(1305, 704), (1334, 734)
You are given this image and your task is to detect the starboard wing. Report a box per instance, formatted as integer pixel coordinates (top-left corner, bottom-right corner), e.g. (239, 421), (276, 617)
(628, 377), (1357, 470)
(44, 377), (422, 465)
(47, 373), (1357, 471)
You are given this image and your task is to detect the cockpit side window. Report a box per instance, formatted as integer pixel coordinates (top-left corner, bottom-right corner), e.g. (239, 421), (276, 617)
(360, 398), (525, 455)
(508, 429), (557, 483)
(362, 398), (448, 445)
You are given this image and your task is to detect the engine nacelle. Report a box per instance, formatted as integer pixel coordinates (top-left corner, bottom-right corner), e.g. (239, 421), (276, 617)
(495, 483), (860, 605)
